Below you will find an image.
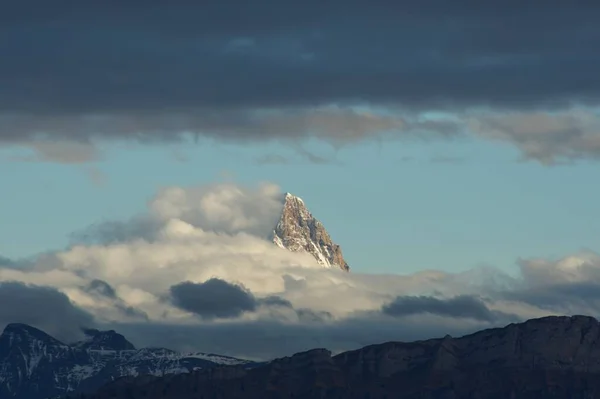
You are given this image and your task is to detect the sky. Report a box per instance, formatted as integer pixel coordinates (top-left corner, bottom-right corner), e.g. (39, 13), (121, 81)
(2, 2), (600, 360)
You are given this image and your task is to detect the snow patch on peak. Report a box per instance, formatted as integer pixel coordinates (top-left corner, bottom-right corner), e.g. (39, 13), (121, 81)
(284, 192), (304, 203)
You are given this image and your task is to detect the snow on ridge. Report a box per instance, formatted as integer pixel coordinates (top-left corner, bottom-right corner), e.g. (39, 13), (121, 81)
(0, 326), (255, 398)
(184, 352), (251, 365)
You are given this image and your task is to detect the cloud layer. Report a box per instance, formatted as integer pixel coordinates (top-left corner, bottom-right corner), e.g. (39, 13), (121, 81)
(1, 182), (600, 359)
(3, 2), (599, 112)
(2, 3), (600, 163)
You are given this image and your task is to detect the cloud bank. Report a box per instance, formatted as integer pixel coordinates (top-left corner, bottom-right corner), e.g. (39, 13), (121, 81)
(1, 182), (600, 359)
(2, 2), (600, 163)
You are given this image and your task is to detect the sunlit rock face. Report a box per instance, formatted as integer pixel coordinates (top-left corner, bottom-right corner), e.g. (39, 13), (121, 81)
(273, 193), (350, 272)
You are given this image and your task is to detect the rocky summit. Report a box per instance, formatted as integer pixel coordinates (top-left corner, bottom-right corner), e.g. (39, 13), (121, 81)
(273, 193), (350, 271)
(80, 315), (600, 398)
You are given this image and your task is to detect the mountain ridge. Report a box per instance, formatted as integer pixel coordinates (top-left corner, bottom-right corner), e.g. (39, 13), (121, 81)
(82, 315), (600, 398)
(0, 323), (254, 399)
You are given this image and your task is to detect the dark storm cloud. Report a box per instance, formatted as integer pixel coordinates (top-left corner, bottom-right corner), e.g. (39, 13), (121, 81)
(2, 1), (600, 166)
(382, 295), (511, 322)
(1, 3), (599, 147)
(0, 281), (94, 341)
(169, 279), (257, 319)
(168, 281), (331, 322)
(2, 1), (600, 114)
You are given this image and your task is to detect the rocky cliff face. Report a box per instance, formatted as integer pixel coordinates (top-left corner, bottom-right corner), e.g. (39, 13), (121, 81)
(84, 315), (600, 399)
(273, 193), (350, 271)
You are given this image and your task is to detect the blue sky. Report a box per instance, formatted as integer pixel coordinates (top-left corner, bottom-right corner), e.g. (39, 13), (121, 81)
(3, 135), (599, 276)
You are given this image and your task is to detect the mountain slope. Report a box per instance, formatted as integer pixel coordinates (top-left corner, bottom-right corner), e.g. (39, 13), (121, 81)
(273, 193), (350, 271)
(0, 324), (252, 399)
(85, 315), (600, 398)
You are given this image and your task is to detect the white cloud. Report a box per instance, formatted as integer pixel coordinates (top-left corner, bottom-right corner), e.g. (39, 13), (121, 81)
(3, 182), (600, 358)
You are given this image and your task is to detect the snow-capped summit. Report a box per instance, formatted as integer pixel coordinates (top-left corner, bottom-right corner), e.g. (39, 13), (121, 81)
(272, 192), (350, 272)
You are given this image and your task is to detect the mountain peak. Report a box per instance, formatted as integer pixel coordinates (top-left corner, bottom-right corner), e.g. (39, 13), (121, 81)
(284, 192), (303, 201)
(273, 193), (350, 271)
(74, 327), (136, 351)
(0, 323), (65, 348)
